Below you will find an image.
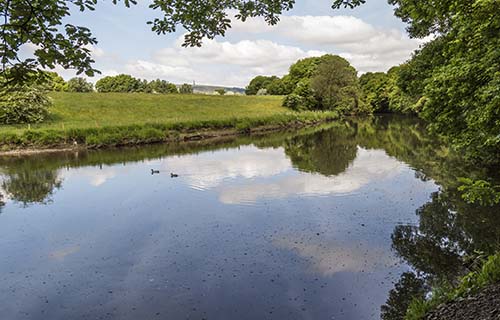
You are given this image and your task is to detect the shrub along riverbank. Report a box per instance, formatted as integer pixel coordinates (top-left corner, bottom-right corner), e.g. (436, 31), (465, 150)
(0, 92), (340, 151)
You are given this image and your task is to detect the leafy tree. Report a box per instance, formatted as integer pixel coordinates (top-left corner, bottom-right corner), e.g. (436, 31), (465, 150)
(245, 76), (278, 95)
(338, 0), (500, 164)
(148, 79), (178, 94)
(95, 74), (141, 93)
(0, 85), (51, 124)
(179, 83), (193, 94)
(139, 79), (152, 93)
(43, 72), (67, 92)
(66, 77), (94, 92)
(385, 66), (415, 113)
(280, 54), (363, 113)
(419, 2), (500, 164)
(282, 93), (305, 111)
(458, 178), (500, 207)
(359, 72), (390, 113)
(310, 55), (361, 113)
(288, 57), (322, 85)
(290, 78), (318, 110)
(267, 76), (294, 95)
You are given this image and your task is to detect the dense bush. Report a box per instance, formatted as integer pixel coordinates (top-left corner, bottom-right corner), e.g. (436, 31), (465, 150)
(0, 86), (51, 124)
(310, 55), (361, 113)
(266, 76), (294, 95)
(359, 69), (412, 114)
(66, 77), (94, 92)
(43, 72), (67, 91)
(95, 74), (141, 93)
(148, 79), (178, 94)
(245, 76), (279, 95)
(282, 94), (304, 111)
(277, 54), (363, 114)
(359, 72), (391, 113)
(179, 83), (193, 94)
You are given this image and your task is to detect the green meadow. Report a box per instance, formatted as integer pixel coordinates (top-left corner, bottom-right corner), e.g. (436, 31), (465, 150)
(0, 92), (339, 149)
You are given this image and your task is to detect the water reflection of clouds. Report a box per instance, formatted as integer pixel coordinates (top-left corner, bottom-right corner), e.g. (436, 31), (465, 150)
(59, 166), (118, 187)
(166, 146), (404, 204)
(221, 148), (403, 203)
(162, 147), (291, 190)
(274, 236), (398, 276)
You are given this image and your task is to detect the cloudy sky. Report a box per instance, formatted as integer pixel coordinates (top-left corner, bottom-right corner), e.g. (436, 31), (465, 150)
(56, 0), (425, 87)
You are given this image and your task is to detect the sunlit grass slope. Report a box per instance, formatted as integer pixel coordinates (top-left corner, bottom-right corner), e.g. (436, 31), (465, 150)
(0, 92), (339, 149)
(0, 92), (287, 132)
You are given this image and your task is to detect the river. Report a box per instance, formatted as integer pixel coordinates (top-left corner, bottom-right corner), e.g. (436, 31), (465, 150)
(0, 115), (498, 320)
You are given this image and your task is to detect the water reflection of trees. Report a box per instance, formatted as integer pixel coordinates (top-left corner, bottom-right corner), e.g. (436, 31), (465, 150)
(0, 125), (340, 206)
(1, 160), (62, 206)
(382, 190), (500, 319)
(356, 118), (500, 320)
(381, 272), (427, 320)
(275, 116), (499, 320)
(284, 124), (358, 176)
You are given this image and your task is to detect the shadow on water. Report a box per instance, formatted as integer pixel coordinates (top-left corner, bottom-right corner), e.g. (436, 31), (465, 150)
(0, 115), (498, 319)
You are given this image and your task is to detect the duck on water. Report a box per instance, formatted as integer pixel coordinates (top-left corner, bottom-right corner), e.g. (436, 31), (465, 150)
(150, 169), (179, 178)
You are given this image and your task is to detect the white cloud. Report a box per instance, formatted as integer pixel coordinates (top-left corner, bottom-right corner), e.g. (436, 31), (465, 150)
(29, 13), (426, 86)
(231, 15), (426, 73)
(121, 37), (326, 86)
(84, 44), (105, 58)
(232, 15), (377, 45)
(106, 14), (425, 86)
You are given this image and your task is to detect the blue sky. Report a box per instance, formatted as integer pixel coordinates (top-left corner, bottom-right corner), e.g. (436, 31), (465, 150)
(52, 0), (425, 87)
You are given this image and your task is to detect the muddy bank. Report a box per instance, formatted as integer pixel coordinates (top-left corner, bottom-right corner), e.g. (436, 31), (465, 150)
(0, 120), (332, 156)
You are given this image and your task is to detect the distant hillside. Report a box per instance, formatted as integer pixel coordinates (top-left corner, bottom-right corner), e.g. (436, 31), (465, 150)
(191, 84), (246, 95)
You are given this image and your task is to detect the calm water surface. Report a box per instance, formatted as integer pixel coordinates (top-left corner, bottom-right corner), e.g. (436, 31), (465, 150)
(0, 116), (498, 320)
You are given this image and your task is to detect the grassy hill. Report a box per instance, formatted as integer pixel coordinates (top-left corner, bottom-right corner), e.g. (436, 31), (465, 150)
(0, 92), (284, 132)
(0, 92), (339, 150)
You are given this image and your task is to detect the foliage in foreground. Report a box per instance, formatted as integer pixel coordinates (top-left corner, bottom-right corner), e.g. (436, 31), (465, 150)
(405, 253), (500, 320)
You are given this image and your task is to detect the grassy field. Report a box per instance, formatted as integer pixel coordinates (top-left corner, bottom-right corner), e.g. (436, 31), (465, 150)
(0, 92), (286, 132)
(0, 92), (340, 149)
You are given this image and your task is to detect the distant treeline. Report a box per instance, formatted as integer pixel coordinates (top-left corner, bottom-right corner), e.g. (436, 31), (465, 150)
(42, 72), (193, 94)
(245, 55), (415, 116)
(246, 55), (369, 115)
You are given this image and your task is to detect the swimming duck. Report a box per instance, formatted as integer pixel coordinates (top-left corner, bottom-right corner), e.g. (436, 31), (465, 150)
(151, 169), (160, 175)
(170, 173), (179, 178)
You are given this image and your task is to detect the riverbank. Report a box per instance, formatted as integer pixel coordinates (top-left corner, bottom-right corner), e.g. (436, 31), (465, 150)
(0, 92), (340, 154)
(406, 253), (500, 320)
(424, 283), (499, 320)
